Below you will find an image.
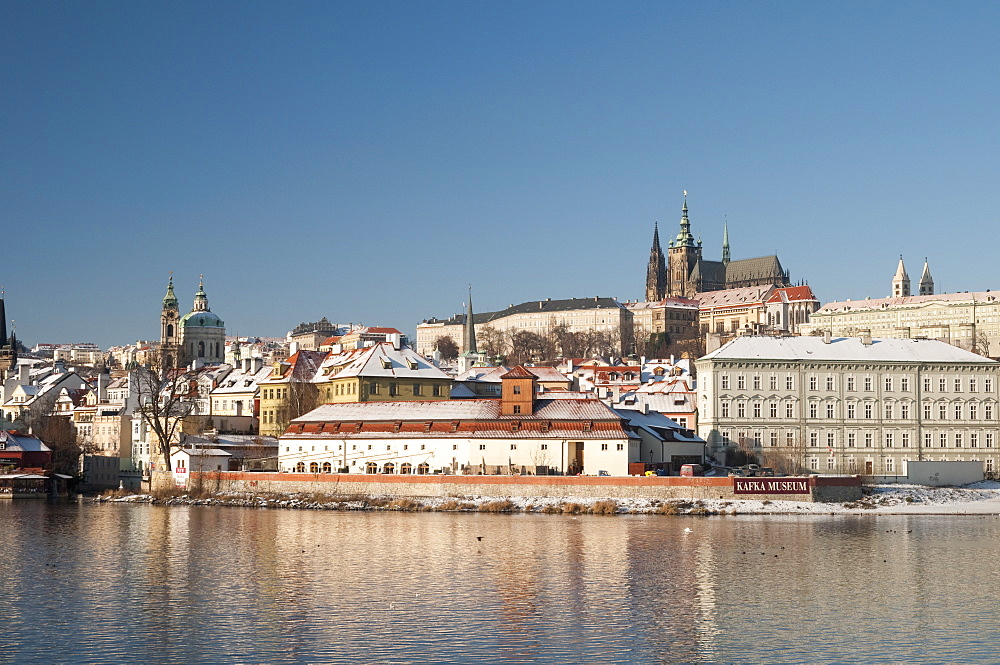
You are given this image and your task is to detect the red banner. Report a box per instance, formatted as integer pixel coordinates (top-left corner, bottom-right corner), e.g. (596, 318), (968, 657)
(733, 478), (810, 494)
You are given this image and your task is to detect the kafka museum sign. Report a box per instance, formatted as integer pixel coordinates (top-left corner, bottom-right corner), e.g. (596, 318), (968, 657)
(732, 478), (810, 495)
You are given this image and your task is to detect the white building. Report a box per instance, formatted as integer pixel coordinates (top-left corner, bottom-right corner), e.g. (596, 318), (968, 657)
(696, 335), (1000, 476)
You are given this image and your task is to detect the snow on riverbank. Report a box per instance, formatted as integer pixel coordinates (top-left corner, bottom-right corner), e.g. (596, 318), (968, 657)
(97, 481), (1000, 516)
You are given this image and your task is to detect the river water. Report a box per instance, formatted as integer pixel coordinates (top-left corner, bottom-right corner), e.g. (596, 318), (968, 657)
(2, 500), (998, 664)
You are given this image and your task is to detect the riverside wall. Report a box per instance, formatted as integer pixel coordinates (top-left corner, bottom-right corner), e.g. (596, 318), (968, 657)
(189, 472), (862, 503)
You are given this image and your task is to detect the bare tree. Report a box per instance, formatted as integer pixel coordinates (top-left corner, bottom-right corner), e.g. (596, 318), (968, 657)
(133, 362), (199, 474)
(274, 379), (319, 435)
(477, 325), (508, 362)
(434, 335), (459, 361)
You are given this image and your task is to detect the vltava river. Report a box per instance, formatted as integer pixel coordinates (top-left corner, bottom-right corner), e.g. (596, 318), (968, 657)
(2, 500), (998, 664)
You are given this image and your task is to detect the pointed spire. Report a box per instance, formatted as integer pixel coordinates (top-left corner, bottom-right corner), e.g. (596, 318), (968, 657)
(465, 285), (478, 355)
(674, 190), (695, 248)
(919, 258), (934, 296)
(193, 275), (209, 312)
(722, 218), (731, 265)
(892, 256), (911, 297)
(0, 286), (7, 350)
(646, 221), (666, 301)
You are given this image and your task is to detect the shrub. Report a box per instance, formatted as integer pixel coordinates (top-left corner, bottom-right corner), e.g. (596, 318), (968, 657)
(562, 502), (583, 515)
(590, 500), (619, 515)
(479, 500), (517, 513)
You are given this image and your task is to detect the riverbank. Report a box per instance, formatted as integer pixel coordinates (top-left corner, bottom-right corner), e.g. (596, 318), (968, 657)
(96, 481), (1000, 515)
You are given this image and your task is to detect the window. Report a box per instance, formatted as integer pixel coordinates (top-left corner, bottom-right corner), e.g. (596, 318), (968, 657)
(753, 375), (761, 390)
(988, 458), (995, 473)
(901, 377), (909, 392)
(939, 378), (947, 392)
(848, 432), (856, 448)
(847, 377), (856, 392)
(541, 444), (548, 450)
(884, 404), (893, 419)
(971, 433), (978, 448)
(513, 385), (522, 395)
(970, 378), (978, 392)
(970, 404), (978, 420)
(721, 375), (730, 390)
(721, 402), (730, 417)
(810, 403), (818, 418)
(955, 404), (963, 420)
(865, 433), (873, 448)
(513, 405), (521, 414)
(865, 404), (873, 419)
(769, 376), (777, 390)
(809, 376), (818, 391)
(809, 432), (818, 447)
(864, 377), (873, 391)
(826, 403), (835, 418)
(770, 432), (778, 447)
(412, 384), (421, 396)
(826, 377), (835, 391)
(847, 403), (856, 418)
(885, 377), (893, 392)
(433, 384), (442, 397)
(987, 404), (994, 420)
(737, 402), (746, 418)
(925, 433), (932, 449)
(753, 402), (761, 418)
(924, 377), (931, 392)
(987, 378), (994, 392)
(510, 444), (517, 450)
(827, 432), (835, 448)
(955, 434), (963, 448)
(370, 382), (379, 395)
(924, 404), (931, 419)
(810, 458), (819, 471)
(848, 457), (857, 473)
(939, 405), (947, 420)
(901, 404), (909, 419)
(955, 378), (963, 392)
(389, 383), (398, 396)
(786, 376), (794, 390)
(827, 457), (835, 470)
(940, 433), (947, 448)
(988, 433), (995, 448)
(770, 402), (778, 418)
(785, 402), (794, 418)
(479, 444), (486, 450)
(885, 432), (893, 448)
(786, 432), (795, 446)
(737, 375), (746, 390)
(885, 458), (894, 473)
(616, 443), (624, 451)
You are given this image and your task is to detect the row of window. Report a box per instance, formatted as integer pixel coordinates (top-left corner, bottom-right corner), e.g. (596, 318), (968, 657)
(720, 374), (995, 393)
(368, 382), (445, 397)
(720, 400), (995, 420)
(809, 457), (995, 473)
(722, 430), (995, 449)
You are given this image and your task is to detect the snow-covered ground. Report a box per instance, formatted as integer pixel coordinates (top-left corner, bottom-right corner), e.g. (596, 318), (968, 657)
(98, 481), (1000, 515)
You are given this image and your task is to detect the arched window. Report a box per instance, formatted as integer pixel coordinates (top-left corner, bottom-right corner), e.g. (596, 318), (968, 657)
(295, 462), (305, 473)
(215, 342), (220, 357)
(166, 324), (173, 338)
(198, 341), (205, 358)
(382, 462), (395, 474)
(365, 462), (378, 474)
(417, 462), (430, 475)
(309, 462), (319, 473)
(321, 462), (332, 473)
(400, 462), (413, 474)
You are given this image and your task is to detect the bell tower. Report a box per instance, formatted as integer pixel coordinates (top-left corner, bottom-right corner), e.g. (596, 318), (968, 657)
(160, 274), (181, 369)
(667, 192), (702, 298)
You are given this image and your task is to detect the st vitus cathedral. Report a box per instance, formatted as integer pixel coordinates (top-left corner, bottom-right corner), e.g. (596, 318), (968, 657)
(645, 193), (790, 301)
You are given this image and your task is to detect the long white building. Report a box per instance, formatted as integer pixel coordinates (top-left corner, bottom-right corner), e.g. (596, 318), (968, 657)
(696, 335), (1000, 476)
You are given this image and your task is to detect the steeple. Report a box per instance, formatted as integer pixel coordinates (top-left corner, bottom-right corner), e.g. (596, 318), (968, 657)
(0, 287), (7, 350)
(193, 275), (210, 312)
(645, 222), (667, 301)
(892, 256), (911, 297)
(162, 274), (178, 311)
(674, 191), (695, 248)
(465, 286), (478, 355)
(918, 258), (934, 296)
(722, 218), (731, 265)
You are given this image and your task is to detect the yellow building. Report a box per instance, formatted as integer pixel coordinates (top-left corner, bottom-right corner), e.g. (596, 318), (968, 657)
(258, 349), (326, 437)
(316, 341), (451, 404)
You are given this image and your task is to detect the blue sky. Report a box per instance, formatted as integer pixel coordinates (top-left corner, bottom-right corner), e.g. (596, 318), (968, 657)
(4, 1), (998, 348)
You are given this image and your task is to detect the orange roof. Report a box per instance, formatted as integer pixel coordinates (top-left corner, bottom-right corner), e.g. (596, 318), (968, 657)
(766, 285), (817, 303)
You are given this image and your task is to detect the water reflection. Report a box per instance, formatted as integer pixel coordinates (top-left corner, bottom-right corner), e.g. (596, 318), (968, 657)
(2, 502), (1000, 664)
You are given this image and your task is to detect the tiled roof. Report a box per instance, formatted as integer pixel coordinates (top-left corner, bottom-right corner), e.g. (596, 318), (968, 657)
(725, 255), (786, 284)
(501, 365), (535, 379)
(694, 285), (775, 308)
(766, 285), (818, 304)
(318, 343), (450, 381)
(814, 290), (1000, 314)
(292, 397), (620, 423)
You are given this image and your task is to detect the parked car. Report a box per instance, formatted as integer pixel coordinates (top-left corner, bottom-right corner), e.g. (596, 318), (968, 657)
(679, 464), (705, 477)
(727, 467), (750, 477)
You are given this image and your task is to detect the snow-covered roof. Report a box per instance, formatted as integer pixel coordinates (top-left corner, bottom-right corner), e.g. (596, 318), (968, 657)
(293, 397), (619, 423)
(814, 290), (1000, 314)
(701, 335), (998, 364)
(211, 365), (272, 394)
(694, 285), (774, 308)
(317, 343), (449, 381)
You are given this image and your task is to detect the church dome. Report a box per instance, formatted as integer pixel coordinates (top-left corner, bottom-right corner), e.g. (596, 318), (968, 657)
(180, 310), (224, 328)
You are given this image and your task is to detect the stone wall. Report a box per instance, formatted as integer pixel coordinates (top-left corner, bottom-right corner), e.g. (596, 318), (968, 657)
(189, 472), (862, 503)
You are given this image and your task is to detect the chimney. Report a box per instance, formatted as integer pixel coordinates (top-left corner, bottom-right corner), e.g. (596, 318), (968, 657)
(19, 362), (29, 383)
(823, 330), (832, 344)
(388, 333), (402, 350)
(289, 341), (300, 355)
(860, 330), (873, 346)
(98, 370), (108, 402)
(252, 357), (263, 374)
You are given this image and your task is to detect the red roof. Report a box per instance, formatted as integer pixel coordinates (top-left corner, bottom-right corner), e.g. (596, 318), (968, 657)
(501, 365), (536, 379)
(766, 285), (817, 304)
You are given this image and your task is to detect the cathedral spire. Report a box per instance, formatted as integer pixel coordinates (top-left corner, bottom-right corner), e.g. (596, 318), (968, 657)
(465, 286), (478, 355)
(674, 190), (695, 248)
(892, 256), (911, 297)
(722, 218), (731, 265)
(919, 258), (934, 296)
(646, 221), (666, 301)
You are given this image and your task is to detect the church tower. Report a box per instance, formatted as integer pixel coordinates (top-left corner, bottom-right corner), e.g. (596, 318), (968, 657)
(667, 192), (702, 298)
(918, 258), (934, 296)
(0, 289), (16, 375)
(160, 275), (181, 369)
(892, 256), (911, 297)
(722, 220), (731, 265)
(645, 223), (667, 301)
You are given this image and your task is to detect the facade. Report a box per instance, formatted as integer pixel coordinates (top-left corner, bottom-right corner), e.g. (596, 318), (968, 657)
(209, 358), (269, 433)
(315, 341), (452, 405)
(257, 349), (326, 438)
(764, 285), (820, 334)
(624, 297), (700, 340)
(648, 194), (791, 300)
(696, 335), (1000, 476)
(417, 297), (632, 357)
(802, 289), (1000, 358)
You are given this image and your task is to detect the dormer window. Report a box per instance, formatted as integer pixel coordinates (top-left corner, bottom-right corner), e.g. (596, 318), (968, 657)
(450, 421), (460, 433)
(511, 421), (521, 432)
(583, 421), (593, 432)
(393, 421), (403, 433)
(423, 421), (433, 433)
(380, 358), (393, 369)
(406, 358), (419, 370)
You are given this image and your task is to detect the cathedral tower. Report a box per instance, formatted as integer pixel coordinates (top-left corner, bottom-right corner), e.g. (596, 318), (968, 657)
(918, 258), (934, 296)
(892, 256), (911, 297)
(645, 223), (667, 301)
(667, 192), (702, 298)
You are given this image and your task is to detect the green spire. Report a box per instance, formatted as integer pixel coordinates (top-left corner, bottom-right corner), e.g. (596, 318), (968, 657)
(722, 218), (731, 265)
(193, 274), (209, 312)
(162, 274), (178, 310)
(674, 190), (695, 247)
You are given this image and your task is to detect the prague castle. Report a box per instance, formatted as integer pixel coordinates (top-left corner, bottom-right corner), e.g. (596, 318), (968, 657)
(646, 194), (790, 301)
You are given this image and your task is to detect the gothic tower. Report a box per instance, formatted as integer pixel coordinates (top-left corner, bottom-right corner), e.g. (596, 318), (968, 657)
(918, 258), (934, 296)
(722, 220), (731, 265)
(667, 192), (702, 298)
(160, 275), (181, 369)
(0, 289), (16, 375)
(645, 223), (667, 301)
(892, 256), (911, 297)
